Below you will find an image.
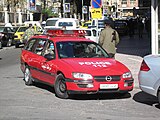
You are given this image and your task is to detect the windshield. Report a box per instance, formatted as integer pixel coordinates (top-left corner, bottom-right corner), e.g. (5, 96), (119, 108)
(46, 19), (58, 26)
(0, 27), (4, 32)
(56, 41), (109, 58)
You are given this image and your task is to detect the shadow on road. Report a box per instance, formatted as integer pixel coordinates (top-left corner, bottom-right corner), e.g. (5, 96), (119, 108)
(71, 92), (131, 100)
(33, 82), (131, 100)
(34, 82), (55, 94)
(133, 91), (160, 109)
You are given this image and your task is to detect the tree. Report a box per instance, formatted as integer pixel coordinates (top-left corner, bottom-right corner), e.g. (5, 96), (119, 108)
(42, 7), (59, 21)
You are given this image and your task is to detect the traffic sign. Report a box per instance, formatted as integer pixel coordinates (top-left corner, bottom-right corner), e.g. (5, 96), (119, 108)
(64, 3), (70, 13)
(83, 6), (88, 14)
(91, 8), (102, 19)
(91, 0), (102, 8)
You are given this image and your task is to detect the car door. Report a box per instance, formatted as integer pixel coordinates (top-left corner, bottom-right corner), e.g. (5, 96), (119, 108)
(32, 39), (56, 85)
(38, 41), (56, 85)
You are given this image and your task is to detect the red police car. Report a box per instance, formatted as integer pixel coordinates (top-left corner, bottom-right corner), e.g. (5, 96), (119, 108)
(20, 29), (134, 99)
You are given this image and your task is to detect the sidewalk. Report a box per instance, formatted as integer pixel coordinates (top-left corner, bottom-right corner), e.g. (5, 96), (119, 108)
(115, 32), (151, 88)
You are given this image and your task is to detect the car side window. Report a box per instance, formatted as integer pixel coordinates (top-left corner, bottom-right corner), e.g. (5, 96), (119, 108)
(44, 41), (55, 58)
(24, 39), (36, 51)
(34, 39), (47, 55)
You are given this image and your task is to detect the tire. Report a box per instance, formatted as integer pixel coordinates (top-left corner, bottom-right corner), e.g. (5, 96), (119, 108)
(54, 74), (69, 99)
(24, 66), (33, 86)
(7, 39), (12, 47)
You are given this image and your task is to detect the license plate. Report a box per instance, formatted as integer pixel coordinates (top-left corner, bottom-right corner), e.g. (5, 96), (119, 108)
(100, 84), (118, 89)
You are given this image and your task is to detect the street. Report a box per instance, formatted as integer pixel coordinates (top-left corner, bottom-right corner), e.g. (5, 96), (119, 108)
(0, 35), (160, 120)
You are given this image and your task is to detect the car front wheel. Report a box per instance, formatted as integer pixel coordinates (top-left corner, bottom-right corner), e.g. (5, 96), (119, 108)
(24, 66), (33, 86)
(54, 74), (69, 99)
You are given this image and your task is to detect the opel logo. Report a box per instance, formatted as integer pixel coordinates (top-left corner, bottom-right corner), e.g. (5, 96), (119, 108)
(105, 76), (112, 82)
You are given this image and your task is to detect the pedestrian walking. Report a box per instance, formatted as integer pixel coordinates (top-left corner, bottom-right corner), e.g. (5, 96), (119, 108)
(99, 19), (120, 58)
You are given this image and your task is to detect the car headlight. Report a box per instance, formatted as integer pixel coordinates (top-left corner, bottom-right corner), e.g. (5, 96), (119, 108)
(122, 72), (132, 78)
(72, 73), (93, 80)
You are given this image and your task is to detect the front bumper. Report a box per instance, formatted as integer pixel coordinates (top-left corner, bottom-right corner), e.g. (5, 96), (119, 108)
(65, 78), (134, 94)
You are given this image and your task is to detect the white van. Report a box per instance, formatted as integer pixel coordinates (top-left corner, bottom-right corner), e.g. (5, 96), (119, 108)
(55, 18), (80, 30)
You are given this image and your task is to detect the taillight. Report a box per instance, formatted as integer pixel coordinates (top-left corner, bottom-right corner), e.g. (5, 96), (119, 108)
(140, 60), (150, 71)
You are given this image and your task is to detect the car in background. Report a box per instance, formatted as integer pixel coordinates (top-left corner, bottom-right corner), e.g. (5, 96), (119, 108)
(138, 54), (160, 105)
(20, 29), (134, 99)
(14, 26), (29, 48)
(114, 20), (128, 35)
(0, 26), (15, 47)
(82, 28), (98, 43)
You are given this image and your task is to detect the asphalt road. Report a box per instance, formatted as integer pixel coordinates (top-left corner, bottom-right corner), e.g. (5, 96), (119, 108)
(0, 47), (160, 120)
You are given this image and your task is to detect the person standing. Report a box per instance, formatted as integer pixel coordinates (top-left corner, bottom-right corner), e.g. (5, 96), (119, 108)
(21, 24), (37, 44)
(99, 19), (120, 58)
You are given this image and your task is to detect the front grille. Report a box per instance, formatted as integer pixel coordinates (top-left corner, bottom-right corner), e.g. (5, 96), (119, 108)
(94, 75), (121, 82)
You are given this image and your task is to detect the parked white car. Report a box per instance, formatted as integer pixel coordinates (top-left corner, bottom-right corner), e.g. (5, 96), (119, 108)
(138, 54), (160, 104)
(55, 18), (80, 30)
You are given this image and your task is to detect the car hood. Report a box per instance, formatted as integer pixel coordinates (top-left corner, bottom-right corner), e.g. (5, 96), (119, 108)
(60, 58), (129, 75)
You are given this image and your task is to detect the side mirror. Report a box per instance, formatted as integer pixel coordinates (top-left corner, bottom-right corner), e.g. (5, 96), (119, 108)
(44, 53), (54, 61)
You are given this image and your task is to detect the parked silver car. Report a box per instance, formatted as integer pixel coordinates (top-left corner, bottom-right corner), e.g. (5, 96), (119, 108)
(139, 54), (160, 104)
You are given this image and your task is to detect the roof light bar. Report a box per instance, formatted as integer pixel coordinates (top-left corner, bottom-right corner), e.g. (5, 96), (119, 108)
(46, 29), (86, 37)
